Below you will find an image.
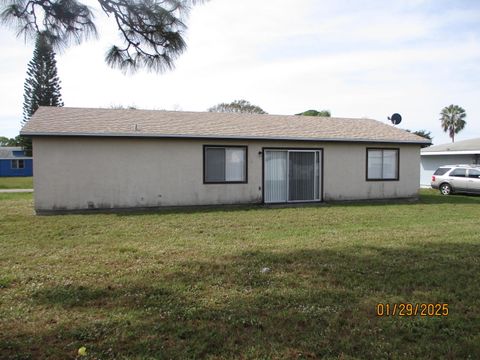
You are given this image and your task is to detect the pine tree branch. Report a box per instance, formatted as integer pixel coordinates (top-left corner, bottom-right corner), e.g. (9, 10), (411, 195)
(1, 0), (206, 72)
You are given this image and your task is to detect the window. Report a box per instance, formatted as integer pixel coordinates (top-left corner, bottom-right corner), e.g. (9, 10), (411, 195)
(204, 146), (247, 183)
(434, 167), (451, 176)
(450, 168), (466, 177)
(468, 169), (480, 178)
(367, 149), (399, 180)
(11, 159), (25, 169)
(12, 150), (25, 157)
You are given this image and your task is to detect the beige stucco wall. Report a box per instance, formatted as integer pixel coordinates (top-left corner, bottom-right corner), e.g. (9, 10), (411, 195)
(32, 137), (421, 212)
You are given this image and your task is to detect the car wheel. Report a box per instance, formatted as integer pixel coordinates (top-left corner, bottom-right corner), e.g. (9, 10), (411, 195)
(440, 183), (452, 195)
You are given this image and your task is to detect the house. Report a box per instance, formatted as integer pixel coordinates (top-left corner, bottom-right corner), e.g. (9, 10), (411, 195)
(420, 138), (480, 187)
(21, 107), (430, 213)
(0, 146), (33, 177)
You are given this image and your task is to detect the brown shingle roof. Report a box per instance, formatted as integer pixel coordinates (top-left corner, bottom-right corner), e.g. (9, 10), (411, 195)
(21, 107), (430, 144)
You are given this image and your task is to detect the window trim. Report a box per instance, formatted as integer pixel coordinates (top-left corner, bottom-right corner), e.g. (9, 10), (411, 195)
(366, 148), (400, 181)
(11, 159), (25, 170)
(203, 145), (248, 184)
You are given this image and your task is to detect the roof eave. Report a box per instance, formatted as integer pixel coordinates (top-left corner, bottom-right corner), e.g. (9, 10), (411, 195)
(0, 157), (32, 160)
(421, 150), (480, 155)
(20, 131), (430, 145)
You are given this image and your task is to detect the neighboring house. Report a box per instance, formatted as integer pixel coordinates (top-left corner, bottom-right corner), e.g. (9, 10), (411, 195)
(0, 146), (33, 177)
(420, 138), (480, 187)
(21, 107), (430, 213)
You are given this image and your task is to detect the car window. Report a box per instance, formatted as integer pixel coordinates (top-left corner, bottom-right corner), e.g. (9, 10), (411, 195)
(434, 168), (451, 175)
(450, 168), (467, 177)
(468, 169), (480, 178)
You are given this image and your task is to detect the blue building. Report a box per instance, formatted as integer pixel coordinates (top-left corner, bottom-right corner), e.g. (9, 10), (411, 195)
(0, 147), (33, 177)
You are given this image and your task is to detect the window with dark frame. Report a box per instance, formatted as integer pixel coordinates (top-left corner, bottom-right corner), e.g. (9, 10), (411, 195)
(367, 149), (399, 180)
(11, 159), (25, 169)
(204, 146), (247, 183)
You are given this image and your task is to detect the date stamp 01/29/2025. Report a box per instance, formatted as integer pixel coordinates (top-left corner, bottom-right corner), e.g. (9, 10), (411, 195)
(376, 303), (449, 317)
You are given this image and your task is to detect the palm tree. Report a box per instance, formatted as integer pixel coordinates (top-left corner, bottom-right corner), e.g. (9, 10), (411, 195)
(440, 105), (466, 143)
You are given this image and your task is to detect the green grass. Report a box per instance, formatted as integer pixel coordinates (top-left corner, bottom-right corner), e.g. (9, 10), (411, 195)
(0, 176), (33, 189)
(0, 190), (479, 359)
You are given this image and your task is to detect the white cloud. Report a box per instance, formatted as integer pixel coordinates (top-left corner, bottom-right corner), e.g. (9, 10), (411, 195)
(1, 0), (479, 144)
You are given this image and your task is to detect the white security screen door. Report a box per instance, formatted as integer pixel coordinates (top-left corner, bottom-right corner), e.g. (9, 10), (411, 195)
(264, 150), (322, 203)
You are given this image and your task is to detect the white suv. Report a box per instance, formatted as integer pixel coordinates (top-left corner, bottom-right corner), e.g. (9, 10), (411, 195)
(431, 165), (480, 195)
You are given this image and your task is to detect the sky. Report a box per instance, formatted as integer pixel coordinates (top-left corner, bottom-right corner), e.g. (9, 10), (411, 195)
(1, 0), (479, 145)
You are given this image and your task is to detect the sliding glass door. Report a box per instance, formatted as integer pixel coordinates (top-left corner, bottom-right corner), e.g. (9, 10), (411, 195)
(288, 151), (316, 201)
(264, 149), (322, 203)
(265, 151), (288, 202)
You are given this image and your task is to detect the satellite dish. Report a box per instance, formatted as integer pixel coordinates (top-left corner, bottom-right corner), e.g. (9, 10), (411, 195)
(388, 113), (402, 125)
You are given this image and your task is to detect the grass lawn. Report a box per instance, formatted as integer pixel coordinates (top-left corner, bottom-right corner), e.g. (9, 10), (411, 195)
(0, 176), (33, 189)
(1, 190), (479, 359)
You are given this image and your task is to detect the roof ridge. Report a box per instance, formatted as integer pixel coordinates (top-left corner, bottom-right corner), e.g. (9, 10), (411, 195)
(35, 106), (380, 122)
